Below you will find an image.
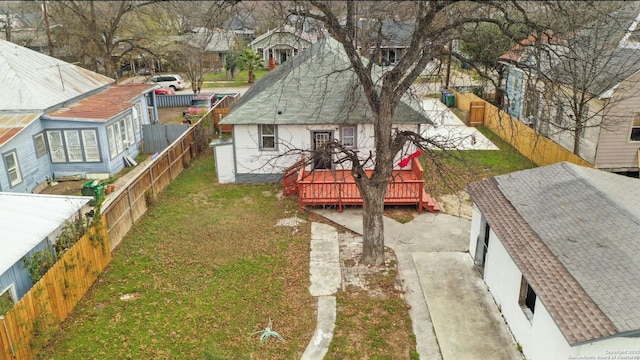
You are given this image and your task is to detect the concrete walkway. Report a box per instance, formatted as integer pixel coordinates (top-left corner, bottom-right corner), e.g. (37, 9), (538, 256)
(311, 209), (523, 360)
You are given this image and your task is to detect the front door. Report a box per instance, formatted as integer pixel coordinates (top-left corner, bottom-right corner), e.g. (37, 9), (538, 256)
(313, 131), (333, 170)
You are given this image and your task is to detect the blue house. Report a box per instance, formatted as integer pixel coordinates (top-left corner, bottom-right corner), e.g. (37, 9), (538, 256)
(0, 192), (90, 304)
(0, 39), (157, 193)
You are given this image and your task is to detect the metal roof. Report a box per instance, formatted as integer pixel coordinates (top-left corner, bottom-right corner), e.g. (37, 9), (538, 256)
(0, 192), (91, 276)
(0, 112), (41, 146)
(468, 162), (640, 344)
(222, 36), (430, 126)
(0, 39), (114, 111)
(45, 83), (156, 121)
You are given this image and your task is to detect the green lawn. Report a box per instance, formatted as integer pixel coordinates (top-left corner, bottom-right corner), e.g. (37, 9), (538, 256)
(37, 126), (534, 359)
(38, 153), (315, 359)
(203, 69), (269, 87)
(422, 126), (538, 196)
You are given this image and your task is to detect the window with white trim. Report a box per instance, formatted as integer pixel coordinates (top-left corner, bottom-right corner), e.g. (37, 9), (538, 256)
(47, 131), (66, 163)
(119, 120), (128, 148)
(259, 124), (277, 150)
(65, 130), (83, 162)
(46, 129), (100, 163)
(125, 115), (135, 146)
(134, 104), (142, 135)
(631, 113), (640, 141)
(107, 118), (135, 158)
(33, 133), (47, 158)
(3, 150), (22, 187)
(82, 130), (100, 161)
(341, 125), (356, 148)
(107, 126), (117, 159)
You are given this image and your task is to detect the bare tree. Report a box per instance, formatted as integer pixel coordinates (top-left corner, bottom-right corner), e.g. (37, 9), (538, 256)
(504, 1), (640, 161)
(46, 1), (160, 77)
(282, 1), (542, 266)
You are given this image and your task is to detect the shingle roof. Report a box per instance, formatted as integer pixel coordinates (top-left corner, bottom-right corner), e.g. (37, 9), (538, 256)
(44, 83), (155, 121)
(222, 36), (430, 126)
(468, 162), (640, 344)
(181, 28), (237, 53)
(0, 39), (113, 111)
(249, 24), (316, 48)
(501, 2), (640, 96)
(357, 19), (415, 48)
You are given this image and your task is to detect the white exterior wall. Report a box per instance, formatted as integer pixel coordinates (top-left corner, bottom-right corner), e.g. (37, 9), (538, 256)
(468, 205), (482, 254)
(213, 143), (235, 183)
(469, 208), (640, 360)
(232, 123), (420, 176)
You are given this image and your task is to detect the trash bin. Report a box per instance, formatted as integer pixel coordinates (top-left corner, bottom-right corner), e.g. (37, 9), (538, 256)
(445, 93), (456, 107)
(82, 180), (105, 205)
(441, 90), (455, 107)
(441, 90), (451, 105)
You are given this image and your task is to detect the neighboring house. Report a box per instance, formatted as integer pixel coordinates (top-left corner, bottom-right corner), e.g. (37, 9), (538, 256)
(356, 19), (414, 66)
(249, 24), (317, 67)
(0, 192), (90, 303)
(179, 27), (239, 72)
(467, 162), (640, 360)
(0, 39), (157, 193)
(215, 36), (431, 184)
(223, 14), (256, 42)
(499, 2), (640, 172)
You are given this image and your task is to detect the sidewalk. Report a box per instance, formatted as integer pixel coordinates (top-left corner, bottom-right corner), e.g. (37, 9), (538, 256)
(311, 209), (523, 360)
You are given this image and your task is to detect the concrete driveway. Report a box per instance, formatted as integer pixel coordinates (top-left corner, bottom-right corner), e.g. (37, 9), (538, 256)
(315, 209), (522, 360)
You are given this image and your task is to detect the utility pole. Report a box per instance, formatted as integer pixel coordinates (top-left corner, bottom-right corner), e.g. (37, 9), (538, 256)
(445, 39), (452, 89)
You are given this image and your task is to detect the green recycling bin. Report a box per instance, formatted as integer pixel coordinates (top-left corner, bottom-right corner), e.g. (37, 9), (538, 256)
(445, 93), (456, 107)
(82, 180), (105, 205)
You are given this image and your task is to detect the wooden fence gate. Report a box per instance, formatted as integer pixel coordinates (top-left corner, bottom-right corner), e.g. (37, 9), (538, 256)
(469, 101), (486, 126)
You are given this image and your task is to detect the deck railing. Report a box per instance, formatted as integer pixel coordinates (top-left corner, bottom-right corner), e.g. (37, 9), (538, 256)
(291, 157), (427, 212)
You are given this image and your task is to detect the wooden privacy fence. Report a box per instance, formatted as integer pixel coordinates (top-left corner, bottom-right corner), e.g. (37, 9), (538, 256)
(103, 126), (197, 250)
(103, 92), (240, 250)
(0, 92), (240, 359)
(0, 220), (111, 360)
(451, 90), (593, 168)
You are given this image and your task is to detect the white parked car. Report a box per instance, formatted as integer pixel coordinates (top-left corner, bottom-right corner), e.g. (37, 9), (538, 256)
(148, 74), (188, 91)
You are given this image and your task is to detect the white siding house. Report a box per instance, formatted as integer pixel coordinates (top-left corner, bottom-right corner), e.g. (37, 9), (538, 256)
(249, 25), (316, 66)
(468, 162), (640, 360)
(217, 36), (431, 183)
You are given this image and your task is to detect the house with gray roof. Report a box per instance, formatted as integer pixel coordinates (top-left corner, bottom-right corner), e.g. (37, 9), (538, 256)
(249, 24), (317, 68)
(356, 19), (414, 66)
(0, 39), (157, 193)
(214, 36), (431, 183)
(468, 162), (640, 360)
(178, 28), (239, 72)
(499, 2), (640, 172)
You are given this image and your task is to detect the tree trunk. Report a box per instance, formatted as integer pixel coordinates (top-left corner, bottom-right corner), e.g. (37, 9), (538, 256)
(360, 181), (387, 266)
(248, 68), (254, 83)
(573, 122), (583, 156)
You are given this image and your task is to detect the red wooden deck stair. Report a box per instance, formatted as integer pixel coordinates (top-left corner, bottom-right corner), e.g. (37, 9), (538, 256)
(283, 157), (441, 213)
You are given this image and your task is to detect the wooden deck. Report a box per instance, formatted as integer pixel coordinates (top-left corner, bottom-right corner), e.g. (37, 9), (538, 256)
(284, 157), (440, 213)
